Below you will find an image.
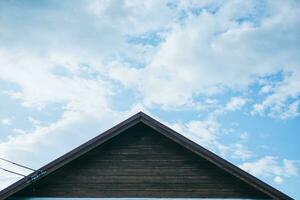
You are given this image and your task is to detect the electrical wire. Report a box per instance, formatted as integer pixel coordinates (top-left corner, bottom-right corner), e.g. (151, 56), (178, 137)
(0, 157), (36, 171)
(0, 166), (26, 177)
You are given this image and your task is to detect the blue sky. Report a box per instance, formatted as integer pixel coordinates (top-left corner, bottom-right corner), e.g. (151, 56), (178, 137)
(0, 0), (299, 199)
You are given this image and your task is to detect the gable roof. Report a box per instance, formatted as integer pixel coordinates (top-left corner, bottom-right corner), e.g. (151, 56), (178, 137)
(0, 112), (293, 200)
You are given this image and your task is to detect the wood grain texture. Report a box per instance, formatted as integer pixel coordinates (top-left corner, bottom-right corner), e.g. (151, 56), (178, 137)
(12, 123), (270, 198)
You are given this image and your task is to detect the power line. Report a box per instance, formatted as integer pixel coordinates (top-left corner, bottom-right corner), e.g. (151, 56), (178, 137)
(0, 157), (46, 183)
(0, 157), (36, 171)
(0, 167), (26, 177)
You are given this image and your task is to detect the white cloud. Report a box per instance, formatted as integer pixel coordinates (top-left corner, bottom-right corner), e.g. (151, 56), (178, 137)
(28, 117), (42, 128)
(280, 100), (300, 119)
(239, 132), (249, 140)
(172, 119), (220, 146)
(239, 156), (299, 185)
(11, 129), (26, 135)
(0, 51), (115, 118)
(253, 97), (299, 120)
(240, 156), (280, 177)
(171, 118), (253, 160)
(252, 70), (300, 119)
(274, 176), (284, 184)
(230, 143), (252, 160)
(108, 0), (300, 112)
(259, 85), (274, 95)
(1, 118), (12, 126)
(225, 97), (248, 111)
(284, 159), (299, 177)
(87, 0), (175, 35)
(211, 96), (248, 117)
(1, 0), (299, 117)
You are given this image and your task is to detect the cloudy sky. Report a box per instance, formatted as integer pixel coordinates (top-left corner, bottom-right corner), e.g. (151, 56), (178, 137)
(0, 0), (299, 199)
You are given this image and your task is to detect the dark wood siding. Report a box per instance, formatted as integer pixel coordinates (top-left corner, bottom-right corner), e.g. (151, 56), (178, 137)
(13, 123), (270, 198)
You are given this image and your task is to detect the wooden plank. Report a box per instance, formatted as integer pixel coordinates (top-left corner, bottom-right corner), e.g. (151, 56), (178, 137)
(64, 168), (224, 176)
(44, 175), (237, 184)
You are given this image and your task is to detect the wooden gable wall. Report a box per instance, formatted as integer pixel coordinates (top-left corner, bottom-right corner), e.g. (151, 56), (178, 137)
(12, 122), (270, 199)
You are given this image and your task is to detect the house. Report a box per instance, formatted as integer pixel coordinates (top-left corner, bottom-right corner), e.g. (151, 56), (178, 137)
(0, 112), (293, 199)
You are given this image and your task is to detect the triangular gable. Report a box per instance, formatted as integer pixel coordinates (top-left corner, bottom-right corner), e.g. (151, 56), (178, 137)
(0, 112), (293, 199)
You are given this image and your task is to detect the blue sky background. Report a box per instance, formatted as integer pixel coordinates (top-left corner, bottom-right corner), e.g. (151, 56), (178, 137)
(0, 0), (299, 199)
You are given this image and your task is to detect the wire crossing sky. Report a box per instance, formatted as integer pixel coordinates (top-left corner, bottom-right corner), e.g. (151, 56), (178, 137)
(0, 0), (299, 199)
